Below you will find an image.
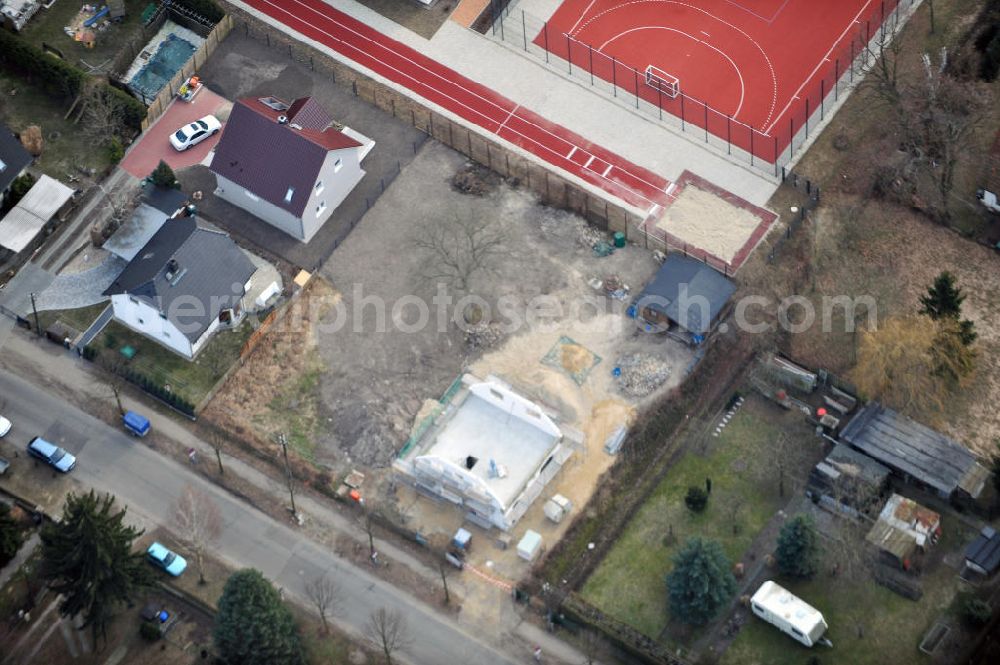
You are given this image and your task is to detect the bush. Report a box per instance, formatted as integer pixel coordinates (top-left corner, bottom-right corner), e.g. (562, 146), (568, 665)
(8, 173), (36, 207)
(685, 486), (708, 513)
(139, 620), (162, 641)
(105, 84), (146, 130)
(962, 597), (993, 627)
(0, 29), (84, 98)
(775, 514), (820, 578)
(105, 137), (124, 164)
(150, 161), (179, 189)
(171, 0), (225, 23)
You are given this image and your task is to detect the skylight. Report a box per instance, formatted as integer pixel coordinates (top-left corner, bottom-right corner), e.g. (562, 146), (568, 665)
(284, 187), (294, 203)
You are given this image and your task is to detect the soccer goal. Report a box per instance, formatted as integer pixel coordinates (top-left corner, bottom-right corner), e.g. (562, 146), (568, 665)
(645, 65), (680, 98)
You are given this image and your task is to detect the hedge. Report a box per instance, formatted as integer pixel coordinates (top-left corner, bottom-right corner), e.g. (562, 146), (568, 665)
(0, 28), (84, 98)
(169, 0), (224, 23)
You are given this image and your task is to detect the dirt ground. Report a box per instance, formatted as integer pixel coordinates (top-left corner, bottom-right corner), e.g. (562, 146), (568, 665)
(311, 140), (693, 474)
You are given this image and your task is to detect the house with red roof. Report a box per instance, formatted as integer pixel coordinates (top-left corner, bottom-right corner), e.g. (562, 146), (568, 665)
(210, 96), (370, 243)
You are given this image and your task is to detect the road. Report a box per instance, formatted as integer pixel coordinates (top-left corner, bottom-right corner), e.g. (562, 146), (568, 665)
(0, 369), (521, 665)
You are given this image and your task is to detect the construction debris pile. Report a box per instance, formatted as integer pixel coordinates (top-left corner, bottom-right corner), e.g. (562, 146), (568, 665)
(465, 321), (505, 350)
(615, 352), (672, 398)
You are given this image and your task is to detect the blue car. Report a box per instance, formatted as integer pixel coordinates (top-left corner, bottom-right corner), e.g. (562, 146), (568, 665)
(27, 437), (76, 473)
(146, 542), (188, 577)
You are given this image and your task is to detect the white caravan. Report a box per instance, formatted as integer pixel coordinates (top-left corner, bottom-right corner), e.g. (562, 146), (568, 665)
(750, 581), (831, 648)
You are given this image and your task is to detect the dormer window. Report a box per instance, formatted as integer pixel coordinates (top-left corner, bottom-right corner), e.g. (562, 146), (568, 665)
(284, 187), (294, 203)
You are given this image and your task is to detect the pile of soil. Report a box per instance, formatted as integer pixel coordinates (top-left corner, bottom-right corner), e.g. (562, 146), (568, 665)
(451, 162), (501, 196)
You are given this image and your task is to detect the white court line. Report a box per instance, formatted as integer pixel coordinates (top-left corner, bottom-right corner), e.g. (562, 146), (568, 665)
(567, 146), (578, 159)
(603, 164), (613, 177)
(568, 0), (601, 35)
(599, 27), (746, 118)
(249, 0), (671, 204)
(498, 104), (519, 131)
(763, 0), (873, 135)
(575, 1), (778, 128)
(721, 0), (792, 24)
(584, 155), (595, 168)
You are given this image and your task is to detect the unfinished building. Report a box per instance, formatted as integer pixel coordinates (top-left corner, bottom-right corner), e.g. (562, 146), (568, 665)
(393, 375), (574, 531)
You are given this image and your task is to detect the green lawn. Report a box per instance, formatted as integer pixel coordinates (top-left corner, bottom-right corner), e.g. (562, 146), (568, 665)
(255, 352), (324, 462)
(36, 301), (108, 334)
(581, 397), (818, 638)
(722, 519), (976, 665)
(90, 319), (253, 406)
(0, 71), (113, 180)
(19, 0), (150, 71)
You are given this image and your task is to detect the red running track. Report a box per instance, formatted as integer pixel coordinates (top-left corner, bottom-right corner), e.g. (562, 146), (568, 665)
(239, 0), (674, 210)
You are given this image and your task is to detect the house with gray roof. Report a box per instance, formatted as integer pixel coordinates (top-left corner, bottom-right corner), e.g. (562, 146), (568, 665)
(840, 403), (989, 501)
(633, 254), (736, 344)
(102, 215), (257, 359)
(210, 96), (371, 243)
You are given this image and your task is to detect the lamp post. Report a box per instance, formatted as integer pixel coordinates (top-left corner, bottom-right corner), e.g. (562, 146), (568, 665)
(278, 433), (298, 520)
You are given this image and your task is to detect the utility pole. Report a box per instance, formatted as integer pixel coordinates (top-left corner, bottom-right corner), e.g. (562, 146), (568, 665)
(278, 433), (297, 520)
(29, 292), (41, 336)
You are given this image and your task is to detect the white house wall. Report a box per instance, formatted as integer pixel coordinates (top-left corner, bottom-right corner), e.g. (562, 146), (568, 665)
(110, 294), (193, 358)
(300, 148), (365, 243)
(215, 175), (307, 240)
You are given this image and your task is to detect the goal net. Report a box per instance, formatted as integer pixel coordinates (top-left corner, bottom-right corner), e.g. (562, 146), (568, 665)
(645, 65), (680, 98)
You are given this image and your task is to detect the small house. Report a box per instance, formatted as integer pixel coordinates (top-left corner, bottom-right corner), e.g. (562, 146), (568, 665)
(807, 443), (890, 516)
(964, 527), (1000, 577)
(633, 254), (736, 344)
(210, 96), (372, 243)
(865, 493), (941, 570)
(750, 581), (829, 647)
(0, 175), (74, 259)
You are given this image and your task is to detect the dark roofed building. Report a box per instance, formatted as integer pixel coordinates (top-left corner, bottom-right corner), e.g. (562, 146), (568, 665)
(965, 527), (1000, 577)
(840, 403), (989, 500)
(210, 96), (369, 243)
(0, 123), (32, 204)
(634, 254), (736, 343)
(807, 443), (890, 516)
(103, 216), (257, 359)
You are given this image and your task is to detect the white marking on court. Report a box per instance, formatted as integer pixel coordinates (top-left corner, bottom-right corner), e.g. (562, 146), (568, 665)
(498, 104), (519, 131)
(600, 26), (746, 117)
(567, 146), (578, 159)
(763, 0), (874, 135)
(603, 164), (613, 177)
(249, 0), (673, 207)
(584, 155), (595, 168)
(722, 0), (792, 24)
(574, 1), (778, 129)
(701, 30), (710, 36)
(568, 0), (601, 35)
(666, 183), (678, 195)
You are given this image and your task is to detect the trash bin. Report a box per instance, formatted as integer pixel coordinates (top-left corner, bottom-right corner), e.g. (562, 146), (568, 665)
(613, 231), (626, 248)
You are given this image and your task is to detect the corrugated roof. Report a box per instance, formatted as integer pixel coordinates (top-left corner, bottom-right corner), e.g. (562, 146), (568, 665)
(103, 216), (256, 342)
(209, 97), (359, 218)
(866, 519), (917, 561)
(0, 124), (32, 193)
(0, 175), (74, 252)
(635, 254), (736, 333)
(840, 403), (985, 498)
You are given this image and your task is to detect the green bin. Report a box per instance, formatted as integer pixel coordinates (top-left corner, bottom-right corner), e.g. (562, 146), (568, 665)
(613, 232), (626, 248)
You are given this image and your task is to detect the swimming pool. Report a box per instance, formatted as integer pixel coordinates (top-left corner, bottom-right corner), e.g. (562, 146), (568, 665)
(128, 33), (197, 101)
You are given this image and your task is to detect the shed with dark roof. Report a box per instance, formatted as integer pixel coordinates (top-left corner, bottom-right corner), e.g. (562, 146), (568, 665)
(634, 254), (735, 342)
(965, 527), (1000, 576)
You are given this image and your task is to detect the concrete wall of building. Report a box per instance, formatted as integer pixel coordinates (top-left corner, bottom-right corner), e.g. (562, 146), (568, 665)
(215, 175), (306, 240)
(300, 147), (365, 243)
(110, 294), (193, 358)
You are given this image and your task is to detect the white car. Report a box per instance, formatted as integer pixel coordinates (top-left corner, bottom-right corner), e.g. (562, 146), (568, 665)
(0, 415), (10, 437)
(169, 115), (221, 151)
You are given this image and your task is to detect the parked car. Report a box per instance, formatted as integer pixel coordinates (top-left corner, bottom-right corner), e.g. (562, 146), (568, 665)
(146, 542), (187, 577)
(27, 437), (76, 473)
(0, 415), (11, 437)
(123, 411), (150, 437)
(169, 115), (221, 151)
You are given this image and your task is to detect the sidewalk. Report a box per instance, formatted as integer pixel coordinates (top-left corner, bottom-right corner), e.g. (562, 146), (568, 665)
(0, 329), (602, 664)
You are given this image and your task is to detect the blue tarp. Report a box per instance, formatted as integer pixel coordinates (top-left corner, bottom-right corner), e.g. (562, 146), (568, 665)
(123, 411), (150, 436)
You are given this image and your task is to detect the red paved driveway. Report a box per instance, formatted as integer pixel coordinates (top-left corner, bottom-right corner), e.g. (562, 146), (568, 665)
(121, 89), (229, 179)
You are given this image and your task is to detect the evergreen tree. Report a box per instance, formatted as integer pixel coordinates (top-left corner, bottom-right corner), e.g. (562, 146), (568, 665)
(775, 514), (820, 578)
(40, 491), (153, 643)
(920, 271), (976, 345)
(666, 538), (737, 625)
(0, 503), (24, 565)
(214, 569), (305, 665)
(150, 160), (179, 189)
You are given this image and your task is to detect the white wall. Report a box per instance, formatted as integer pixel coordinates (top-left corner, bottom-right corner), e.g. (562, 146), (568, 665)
(300, 147), (365, 243)
(215, 175), (306, 240)
(110, 294), (193, 358)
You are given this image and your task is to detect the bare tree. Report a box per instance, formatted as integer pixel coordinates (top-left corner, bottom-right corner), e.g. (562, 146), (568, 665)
(412, 214), (507, 293)
(305, 574), (342, 635)
(209, 433), (225, 476)
(579, 629), (610, 665)
(171, 485), (222, 585)
(80, 82), (126, 144)
(366, 607), (411, 665)
(360, 502), (378, 560)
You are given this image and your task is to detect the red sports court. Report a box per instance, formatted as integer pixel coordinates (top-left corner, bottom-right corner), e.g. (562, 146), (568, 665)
(535, 0), (901, 163)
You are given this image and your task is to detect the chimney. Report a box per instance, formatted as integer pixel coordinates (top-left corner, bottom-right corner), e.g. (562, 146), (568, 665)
(165, 258), (179, 280)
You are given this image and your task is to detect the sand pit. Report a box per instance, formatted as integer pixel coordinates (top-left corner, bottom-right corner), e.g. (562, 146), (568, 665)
(656, 185), (762, 263)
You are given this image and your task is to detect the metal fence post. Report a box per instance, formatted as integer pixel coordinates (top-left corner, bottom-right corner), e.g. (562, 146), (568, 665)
(611, 56), (617, 96)
(703, 104), (708, 142)
(588, 45), (594, 85)
(726, 115), (731, 155)
(566, 34), (572, 74)
(835, 59), (839, 101)
(634, 69), (639, 108)
(680, 94), (685, 130)
(543, 22), (549, 63)
(522, 11), (527, 51)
